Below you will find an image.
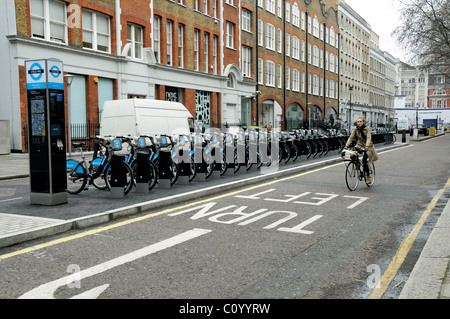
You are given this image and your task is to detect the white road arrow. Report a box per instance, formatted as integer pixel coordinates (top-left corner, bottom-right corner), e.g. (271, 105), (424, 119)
(19, 228), (212, 299)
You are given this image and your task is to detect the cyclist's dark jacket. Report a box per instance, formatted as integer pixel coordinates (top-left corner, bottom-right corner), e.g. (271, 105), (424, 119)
(345, 125), (379, 163)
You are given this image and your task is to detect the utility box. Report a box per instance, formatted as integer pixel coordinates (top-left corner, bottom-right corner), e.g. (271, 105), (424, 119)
(25, 58), (67, 205)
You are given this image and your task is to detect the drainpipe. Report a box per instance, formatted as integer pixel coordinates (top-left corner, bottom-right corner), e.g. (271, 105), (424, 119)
(323, 22), (326, 122)
(305, 11), (309, 129)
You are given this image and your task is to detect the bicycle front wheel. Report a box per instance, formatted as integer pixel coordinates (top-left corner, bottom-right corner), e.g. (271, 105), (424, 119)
(345, 162), (359, 191)
(66, 159), (87, 194)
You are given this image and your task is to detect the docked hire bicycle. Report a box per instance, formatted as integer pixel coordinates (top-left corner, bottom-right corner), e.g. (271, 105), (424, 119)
(66, 137), (134, 194)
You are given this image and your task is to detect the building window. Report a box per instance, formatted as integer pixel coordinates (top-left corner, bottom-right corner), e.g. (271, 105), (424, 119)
(227, 74), (235, 88)
(242, 46), (252, 77)
(242, 9), (251, 32)
(258, 19), (263, 46)
(204, 32), (209, 72)
(30, 0), (67, 44)
(292, 4), (299, 27)
(277, 28), (282, 53)
(266, 0), (275, 14)
(82, 10), (110, 52)
(258, 58), (263, 84)
(285, 66), (290, 90)
(292, 36), (299, 60)
(277, 64), (282, 88)
(286, 32), (290, 56)
(301, 72), (305, 93)
(313, 17), (319, 38)
(226, 22), (235, 48)
(153, 16), (161, 63)
(203, 0), (208, 15)
(266, 60), (275, 86)
(178, 24), (184, 68)
(313, 45), (319, 66)
(166, 20), (173, 65)
(127, 23), (143, 59)
(194, 29), (199, 71)
(292, 69), (299, 92)
(213, 35), (218, 74)
(266, 23), (275, 50)
(313, 75), (319, 95)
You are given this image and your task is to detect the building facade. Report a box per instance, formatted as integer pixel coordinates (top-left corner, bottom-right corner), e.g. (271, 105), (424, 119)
(1, 0), (257, 152)
(256, 0), (339, 130)
(1, 0), (405, 153)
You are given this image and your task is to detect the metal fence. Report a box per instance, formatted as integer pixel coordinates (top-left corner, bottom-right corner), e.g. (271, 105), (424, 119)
(22, 122), (99, 153)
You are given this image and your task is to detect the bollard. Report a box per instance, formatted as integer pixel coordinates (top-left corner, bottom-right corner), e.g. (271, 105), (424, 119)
(110, 154), (126, 198)
(135, 151), (150, 193)
(402, 130), (406, 143)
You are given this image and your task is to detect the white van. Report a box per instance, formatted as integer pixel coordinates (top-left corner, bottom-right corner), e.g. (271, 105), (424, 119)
(100, 99), (197, 137)
(397, 118), (410, 133)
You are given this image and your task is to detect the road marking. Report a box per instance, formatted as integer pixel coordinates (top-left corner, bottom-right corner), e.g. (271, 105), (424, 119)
(368, 176), (450, 299)
(0, 146), (403, 260)
(18, 228), (212, 299)
(0, 197), (23, 203)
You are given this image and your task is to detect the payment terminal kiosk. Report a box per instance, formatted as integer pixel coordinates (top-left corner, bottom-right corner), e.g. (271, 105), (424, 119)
(25, 58), (67, 205)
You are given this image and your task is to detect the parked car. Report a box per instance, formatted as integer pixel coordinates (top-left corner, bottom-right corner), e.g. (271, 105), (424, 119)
(409, 124), (429, 136)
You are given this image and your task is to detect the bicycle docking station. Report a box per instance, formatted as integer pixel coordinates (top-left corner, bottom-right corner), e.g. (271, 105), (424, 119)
(194, 134), (207, 182)
(135, 151), (150, 194)
(224, 134), (235, 176)
(158, 149), (173, 189)
(209, 133), (222, 179)
(235, 133), (246, 174)
(173, 135), (191, 185)
(25, 58), (67, 206)
(110, 154), (127, 198)
(247, 131), (258, 171)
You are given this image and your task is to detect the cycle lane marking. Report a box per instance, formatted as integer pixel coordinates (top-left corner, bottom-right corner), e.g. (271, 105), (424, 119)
(0, 146), (403, 260)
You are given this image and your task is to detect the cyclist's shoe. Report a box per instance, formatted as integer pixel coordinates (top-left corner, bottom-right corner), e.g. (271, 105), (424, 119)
(365, 175), (372, 184)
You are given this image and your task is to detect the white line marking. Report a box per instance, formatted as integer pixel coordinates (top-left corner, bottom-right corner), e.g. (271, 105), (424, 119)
(18, 228), (212, 299)
(0, 197), (23, 203)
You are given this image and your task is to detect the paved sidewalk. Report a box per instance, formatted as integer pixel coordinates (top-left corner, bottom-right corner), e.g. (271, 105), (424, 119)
(0, 139), (449, 299)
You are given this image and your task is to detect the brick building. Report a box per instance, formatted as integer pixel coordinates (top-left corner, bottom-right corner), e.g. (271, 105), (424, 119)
(1, 0), (343, 152)
(256, 0), (339, 130)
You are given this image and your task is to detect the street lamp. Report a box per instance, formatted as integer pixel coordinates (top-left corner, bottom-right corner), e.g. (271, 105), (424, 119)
(64, 74), (74, 156)
(348, 86), (353, 132)
(307, 102), (313, 129)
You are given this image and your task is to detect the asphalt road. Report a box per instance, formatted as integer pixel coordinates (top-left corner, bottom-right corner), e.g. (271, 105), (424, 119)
(0, 133), (449, 302)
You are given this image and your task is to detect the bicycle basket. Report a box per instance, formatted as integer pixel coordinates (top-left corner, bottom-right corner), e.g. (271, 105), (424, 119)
(341, 149), (357, 161)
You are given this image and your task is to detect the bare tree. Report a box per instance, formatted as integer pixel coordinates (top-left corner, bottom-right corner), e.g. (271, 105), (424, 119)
(392, 0), (449, 71)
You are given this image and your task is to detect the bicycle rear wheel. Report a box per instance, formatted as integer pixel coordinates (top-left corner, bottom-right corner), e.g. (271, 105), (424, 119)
(66, 159), (87, 194)
(345, 162), (359, 191)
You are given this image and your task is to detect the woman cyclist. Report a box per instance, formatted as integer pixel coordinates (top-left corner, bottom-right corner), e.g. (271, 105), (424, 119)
(345, 116), (378, 184)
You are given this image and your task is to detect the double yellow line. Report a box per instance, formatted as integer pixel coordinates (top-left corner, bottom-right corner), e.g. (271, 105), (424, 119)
(368, 176), (450, 299)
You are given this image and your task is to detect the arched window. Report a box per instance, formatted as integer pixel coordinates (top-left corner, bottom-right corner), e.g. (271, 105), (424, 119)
(227, 74), (235, 88)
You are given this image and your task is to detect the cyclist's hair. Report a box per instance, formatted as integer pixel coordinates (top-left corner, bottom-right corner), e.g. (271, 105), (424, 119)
(357, 116), (366, 123)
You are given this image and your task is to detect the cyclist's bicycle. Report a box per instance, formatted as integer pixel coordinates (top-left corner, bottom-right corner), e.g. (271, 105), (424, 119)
(66, 137), (134, 195)
(341, 147), (375, 191)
